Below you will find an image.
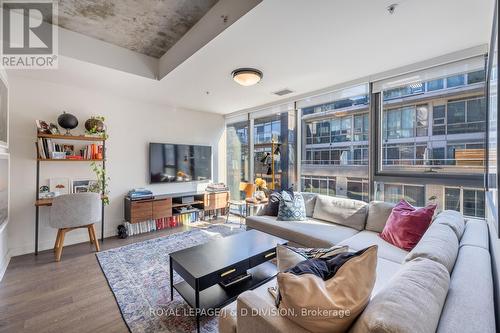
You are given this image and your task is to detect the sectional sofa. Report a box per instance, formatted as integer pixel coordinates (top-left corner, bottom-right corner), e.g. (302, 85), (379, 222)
(218, 193), (496, 333)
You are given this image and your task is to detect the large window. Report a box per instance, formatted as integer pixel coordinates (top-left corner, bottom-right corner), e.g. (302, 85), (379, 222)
(379, 66), (486, 175)
(253, 110), (296, 191)
(300, 84), (370, 202)
(226, 55), (487, 218)
(226, 120), (249, 200)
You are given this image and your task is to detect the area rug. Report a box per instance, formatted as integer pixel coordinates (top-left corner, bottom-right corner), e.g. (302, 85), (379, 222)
(96, 224), (244, 333)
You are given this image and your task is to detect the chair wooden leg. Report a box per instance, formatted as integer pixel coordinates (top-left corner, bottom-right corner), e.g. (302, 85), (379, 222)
(55, 229), (66, 261)
(90, 224), (100, 252)
(87, 225), (94, 244)
(54, 229), (61, 252)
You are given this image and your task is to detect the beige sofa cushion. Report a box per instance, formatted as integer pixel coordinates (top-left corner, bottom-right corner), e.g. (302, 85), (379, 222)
(432, 210), (466, 240)
(437, 245), (495, 333)
(405, 222), (459, 273)
(246, 216), (359, 248)
(278, 246), (378, 333)
(351, 257), (450, 333)
(372, 257), (402, 296)
(338, 230), (408, 263)
(366, 201), (395, 233)
(459, 219), (489, 250)
(301, 192), (318, 217)
(312, 195), (368, 231)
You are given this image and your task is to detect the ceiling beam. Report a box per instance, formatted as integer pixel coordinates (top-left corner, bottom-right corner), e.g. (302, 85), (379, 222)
(158, 0), (262, 80)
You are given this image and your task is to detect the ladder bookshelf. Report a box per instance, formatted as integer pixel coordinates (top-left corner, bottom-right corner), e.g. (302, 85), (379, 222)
(34, 133), (107, 255)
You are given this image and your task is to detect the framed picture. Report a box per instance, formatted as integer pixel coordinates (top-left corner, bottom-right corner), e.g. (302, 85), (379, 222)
(49, 178), (71, 195)
(62, 144), (74, 155)
(72, 179), (98, 193)
(73, 185), (89, 193)
(49, 123), (60, 135)
(35, 120), (51, 134)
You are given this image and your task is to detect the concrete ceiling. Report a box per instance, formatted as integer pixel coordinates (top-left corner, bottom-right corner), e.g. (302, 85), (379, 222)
(55, 0), (218, 58)
(11, 0), (496, 115)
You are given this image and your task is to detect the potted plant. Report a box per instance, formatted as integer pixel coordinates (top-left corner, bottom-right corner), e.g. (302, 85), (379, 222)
(254, 178), (267, 200)
(89, 161), (110, 205)
(85, 115), (108, 139)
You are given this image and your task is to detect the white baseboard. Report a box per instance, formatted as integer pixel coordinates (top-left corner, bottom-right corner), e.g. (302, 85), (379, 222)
(0, 250), (11, 282)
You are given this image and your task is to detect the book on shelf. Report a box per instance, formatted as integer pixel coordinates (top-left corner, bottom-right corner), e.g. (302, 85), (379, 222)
(123, 211), (203, 236)
(36, 137), (104, 160)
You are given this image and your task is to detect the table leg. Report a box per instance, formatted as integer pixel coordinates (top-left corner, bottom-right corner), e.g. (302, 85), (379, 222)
(195, 279), (200, 333)
(169, 256), (173, 301)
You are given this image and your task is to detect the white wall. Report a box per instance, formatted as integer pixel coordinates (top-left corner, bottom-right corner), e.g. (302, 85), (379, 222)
(0, 68), (9, 280)
(7, 74), (225, 256)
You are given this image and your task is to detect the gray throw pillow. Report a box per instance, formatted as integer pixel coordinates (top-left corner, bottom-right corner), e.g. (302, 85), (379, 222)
(277, 191), (306, 221)
(259, 188), (294, 216)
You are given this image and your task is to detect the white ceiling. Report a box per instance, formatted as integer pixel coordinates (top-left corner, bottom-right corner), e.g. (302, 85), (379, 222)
(9, 0), (495, 115)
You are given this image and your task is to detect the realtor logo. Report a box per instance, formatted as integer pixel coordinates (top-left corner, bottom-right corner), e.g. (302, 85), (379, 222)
(1, 0), (58, 68)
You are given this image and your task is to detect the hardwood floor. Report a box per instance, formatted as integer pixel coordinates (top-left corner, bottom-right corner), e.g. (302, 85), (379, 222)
(0, 219), (235, 333)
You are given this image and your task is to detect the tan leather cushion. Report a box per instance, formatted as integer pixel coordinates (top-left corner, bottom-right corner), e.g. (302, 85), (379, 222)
(366, 201), (395, 233)
(312, 195), (368, 231)
(277, 246), (378, 333)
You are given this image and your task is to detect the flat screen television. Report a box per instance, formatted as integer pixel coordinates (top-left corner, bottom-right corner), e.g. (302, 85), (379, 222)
(149, 143), (212, 183)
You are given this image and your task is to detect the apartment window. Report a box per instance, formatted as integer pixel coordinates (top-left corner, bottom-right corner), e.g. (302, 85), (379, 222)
(383, 106), (415, 139)
(379, 183), (425, 207)
(353, 113), (368, 141)
(331, 116), (352, 142)
(432, 105), (446, 135)
(416, 105), (429, 136)
(445, 187), (485, 218)
(446, 74), (465, 88)
(353, 145), (368, 165)
(347, 178), (369, 202)
(463, 189), (485, 218)
(427, 78), (444, 91)
(467, 70), (486, 84)
(301, 175), (336, 196)
(445, 188), (461, 211)
(432, 147), (445, 165)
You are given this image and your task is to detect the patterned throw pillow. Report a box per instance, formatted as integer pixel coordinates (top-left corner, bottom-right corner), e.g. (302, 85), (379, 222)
(277, 191), (306, 221)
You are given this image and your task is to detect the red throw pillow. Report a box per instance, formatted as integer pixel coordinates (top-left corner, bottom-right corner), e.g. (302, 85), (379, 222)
(380, 200), (436, 251)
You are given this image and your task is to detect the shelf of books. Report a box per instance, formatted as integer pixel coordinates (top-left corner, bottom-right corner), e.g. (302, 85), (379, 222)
(123, 209), (203, 236)
(37, 136), (105, 161)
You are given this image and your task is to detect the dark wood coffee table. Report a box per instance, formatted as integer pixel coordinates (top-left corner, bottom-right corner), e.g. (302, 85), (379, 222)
(169, 229), (287, 332)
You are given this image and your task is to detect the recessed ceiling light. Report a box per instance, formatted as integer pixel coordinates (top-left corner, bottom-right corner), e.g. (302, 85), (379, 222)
(231, 68), (263, 86)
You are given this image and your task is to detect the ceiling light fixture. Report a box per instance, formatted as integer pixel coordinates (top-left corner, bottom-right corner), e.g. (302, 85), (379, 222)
(232, 68), (263, 86)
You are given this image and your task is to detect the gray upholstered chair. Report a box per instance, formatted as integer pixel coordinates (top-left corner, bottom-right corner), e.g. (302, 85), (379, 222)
(50, 192), (101, 261)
